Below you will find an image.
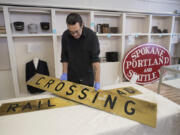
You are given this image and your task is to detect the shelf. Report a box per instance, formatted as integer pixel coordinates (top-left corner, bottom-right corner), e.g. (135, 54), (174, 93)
(56, 9), (90, 14)
(152, 16), (172, 34)
(97, 33), (122, 37)
(0, 34), (7, 37)
(152, 15), (172, 18)
(126, 14), (149, 34)
(125, 33), (149, 36)
(9, 8), (50, 14)
(172, 33), (180, 36)
(150, 33), (171, 36)
(56, 33), (62, 37)
(126, 13), (148, 18)
(94, 11), (121, 17)
(12, 33), (53, 37)
(0, 69), (11, 71)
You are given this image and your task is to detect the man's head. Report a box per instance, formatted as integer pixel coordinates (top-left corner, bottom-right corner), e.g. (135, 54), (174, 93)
(66, 13), (83, 39)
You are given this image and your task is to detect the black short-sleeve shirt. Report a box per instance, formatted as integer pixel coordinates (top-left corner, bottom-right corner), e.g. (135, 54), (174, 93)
(61, 26), (100, 86)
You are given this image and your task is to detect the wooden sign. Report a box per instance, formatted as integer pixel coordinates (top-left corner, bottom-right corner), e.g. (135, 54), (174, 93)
(123, 43), (171, 84)
(103, 86), (142, 96)
(27, 74), (157, 127)
(0, 87), (141, 116)
(0, 97), (76, 116)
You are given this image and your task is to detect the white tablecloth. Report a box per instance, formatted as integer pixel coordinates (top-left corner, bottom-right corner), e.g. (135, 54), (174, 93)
(0, 83), (180, 135)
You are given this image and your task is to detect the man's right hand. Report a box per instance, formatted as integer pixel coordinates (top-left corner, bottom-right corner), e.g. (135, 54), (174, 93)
(60, 73), (67, 81)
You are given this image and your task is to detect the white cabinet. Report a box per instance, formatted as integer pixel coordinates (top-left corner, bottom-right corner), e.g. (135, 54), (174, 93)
(0, 70), (15, 99)
(91, 11), (123, 83)
(0, 7), (15, 99)
(9, 8), (52, 35)
(124, 14), (150, 58)
(93, 11), (122, 34)
(0, 5), (179, 99)
(0, 9), (5, 34)
(174, 17), (180, 33)
(0, 38), (10, 70)
(9, 7), (55, 97)
(1, 7), (56, 98)
(150, 15), (173, 55)
(100, 62), (120, 86)
(125, 14), (149, 34)
(13, 37), (55, 96)
(124, 35), (148, 54)
(151, 16), (173, 34)
(170, 16), (180, 65)
(150, 35), (171, 50)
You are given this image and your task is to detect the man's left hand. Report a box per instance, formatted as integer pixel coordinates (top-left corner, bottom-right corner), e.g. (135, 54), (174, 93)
(94, 82), (100, 91)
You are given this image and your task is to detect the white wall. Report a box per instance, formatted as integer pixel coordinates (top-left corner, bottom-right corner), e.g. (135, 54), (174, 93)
(0, 0), (180, 14)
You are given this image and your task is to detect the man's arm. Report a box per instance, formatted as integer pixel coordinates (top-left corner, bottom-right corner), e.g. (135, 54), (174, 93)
(90, 31), (100, 90)
(60, 34), (68, 80)
(92, 62), (100, 83)
(62, 62), (68, 74)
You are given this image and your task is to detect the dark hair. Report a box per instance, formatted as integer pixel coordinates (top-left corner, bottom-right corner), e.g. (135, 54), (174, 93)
(66, 13), (83, 26)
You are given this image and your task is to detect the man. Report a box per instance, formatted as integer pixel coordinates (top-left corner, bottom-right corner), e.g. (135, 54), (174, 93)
(60, 13), (100, 91)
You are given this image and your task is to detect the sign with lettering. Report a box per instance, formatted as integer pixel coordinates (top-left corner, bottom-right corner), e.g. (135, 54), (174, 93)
(104, 86), (142, 96)
(27, 74), (157, 127)
(123, 43), (171, 84)
(0, 97), (76, 116)
(0, 87), (141, 116)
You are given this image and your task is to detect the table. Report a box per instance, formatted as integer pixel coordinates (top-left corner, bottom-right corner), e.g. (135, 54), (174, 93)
(0, 83), (180, 135)
(158, 64), (180, 93)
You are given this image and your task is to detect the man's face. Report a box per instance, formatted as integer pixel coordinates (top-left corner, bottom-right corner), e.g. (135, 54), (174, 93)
(68, 22), (83, 39)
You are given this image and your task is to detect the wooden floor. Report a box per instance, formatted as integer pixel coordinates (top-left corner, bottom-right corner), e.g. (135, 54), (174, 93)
(144, 82), (180, 105)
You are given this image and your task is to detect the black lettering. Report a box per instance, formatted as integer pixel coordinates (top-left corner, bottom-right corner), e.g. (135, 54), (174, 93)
(55, 81), (65, 91)
(6, 104), (19, 112)
(22, 102), (32, 111)
(104, 95), (117, 109)
(36, 77), (45, 85)
(48, 99), (56, 107)
(117, 90), (127, 95)
(124, 100), (136, 115)
(44, 79), (55, 88)
(38, 100), (42, 109)
(92, 92), (99, 103)
(66, 85), (76, 95)
(123, 88), (135, 94)
(78, 88), (89, 100)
